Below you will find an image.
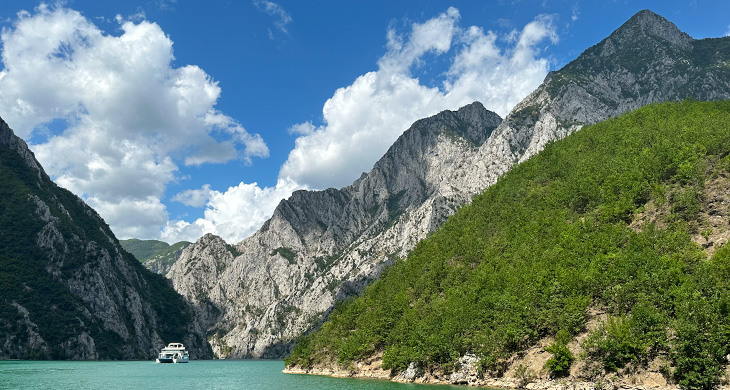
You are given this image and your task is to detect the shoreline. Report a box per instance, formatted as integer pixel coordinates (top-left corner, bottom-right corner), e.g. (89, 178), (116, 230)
(283, 366), (682, 390)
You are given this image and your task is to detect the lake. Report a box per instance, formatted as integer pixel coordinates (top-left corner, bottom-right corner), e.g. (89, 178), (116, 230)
(0, 359), (465, 390)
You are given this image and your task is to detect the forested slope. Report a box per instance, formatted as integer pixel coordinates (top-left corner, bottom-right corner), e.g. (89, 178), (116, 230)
(287, 101), (730, 390)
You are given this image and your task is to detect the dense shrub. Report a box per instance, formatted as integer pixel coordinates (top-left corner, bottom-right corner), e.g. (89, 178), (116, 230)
(545, 342), (574, 377)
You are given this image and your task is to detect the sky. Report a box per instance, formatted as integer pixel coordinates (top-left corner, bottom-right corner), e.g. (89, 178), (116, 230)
(0, 0), (728, 245)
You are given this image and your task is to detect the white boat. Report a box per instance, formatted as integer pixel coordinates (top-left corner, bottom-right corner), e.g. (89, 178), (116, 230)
(155, 343), (189, 363)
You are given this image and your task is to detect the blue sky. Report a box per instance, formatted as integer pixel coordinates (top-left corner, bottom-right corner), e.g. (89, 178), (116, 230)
(0, 0), (728, 244)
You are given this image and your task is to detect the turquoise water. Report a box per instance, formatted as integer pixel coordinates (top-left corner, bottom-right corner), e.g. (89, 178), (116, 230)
(0, 360), (463, 390)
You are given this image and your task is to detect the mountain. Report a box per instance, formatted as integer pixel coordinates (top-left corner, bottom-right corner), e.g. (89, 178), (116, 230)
(120, 239), (191, 275)
(286, 100), (730, 390)
(168, 102), (502, 357)
(169, 10), (730, 359)
(458, 9), (730, 191)
(0, 118), (212, 360)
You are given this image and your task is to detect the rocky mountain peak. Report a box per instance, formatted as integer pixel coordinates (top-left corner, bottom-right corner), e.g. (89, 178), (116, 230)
(264, 102), (503, 243)
(613, 9), (692, 50)
(563, 9), (694, 76)
(199, 232), (227, 246)
(523, 9), (730, 132)
(453, 101), (503, 145)
(403, 102), (501, 146)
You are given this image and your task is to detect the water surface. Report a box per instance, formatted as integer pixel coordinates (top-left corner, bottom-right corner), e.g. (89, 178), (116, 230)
(0, 359), (464, 390)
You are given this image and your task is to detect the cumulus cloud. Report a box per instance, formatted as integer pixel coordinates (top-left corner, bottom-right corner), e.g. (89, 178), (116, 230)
(0, 4), (560, 246)
(288, 121), (316, 136)
(172, 184), (213, 207)
(254, 0), (292, 35)
(726, 24), (730, 36)
(0, 4), (267, 240)
(280, 8), (558, 190)
(162, 178), (301, 243)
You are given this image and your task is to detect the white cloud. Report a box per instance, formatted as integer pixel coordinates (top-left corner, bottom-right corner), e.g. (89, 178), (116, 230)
(726, 24), (730, 36)
(162, 178), (301, 243)
(254, 0), (292, 35)
(0, 4), (559, 246)
(280, 9), (558, 190)
(0, 4), (267, 240)
(288, 121), (315, 135)
(173, 184), (213, 207)
(90, 196), (169, 239)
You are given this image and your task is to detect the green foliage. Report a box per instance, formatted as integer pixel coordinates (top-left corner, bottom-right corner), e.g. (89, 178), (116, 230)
(583, 305), (667, 371)
(670, 244), (730, 390)
(120, 239), (171, 261)
(670, 188), (702, 222)
(287, 101), (730, 389)
(271, 247), (297, 264)
(545, 342), (574, 377)
(121, 239), (191, 265)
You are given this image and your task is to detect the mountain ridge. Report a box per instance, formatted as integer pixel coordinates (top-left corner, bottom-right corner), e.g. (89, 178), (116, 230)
(169, 9), (730, 359)
(168, 102), (503, 358)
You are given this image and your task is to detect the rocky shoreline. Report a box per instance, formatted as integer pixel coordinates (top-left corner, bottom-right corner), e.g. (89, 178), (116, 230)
(283, 310), (695, 390)
(283, 364), (682, 390)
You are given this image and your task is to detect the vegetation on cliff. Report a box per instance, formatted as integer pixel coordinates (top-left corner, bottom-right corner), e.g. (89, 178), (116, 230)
(286, 100), (730, 389)
(0, 126), (202, 359)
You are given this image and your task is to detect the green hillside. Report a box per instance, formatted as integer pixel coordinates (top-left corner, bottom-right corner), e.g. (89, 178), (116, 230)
(120, 239), (171, 261)
(286, 101), (730, 389)
(120, 239), (191, 275)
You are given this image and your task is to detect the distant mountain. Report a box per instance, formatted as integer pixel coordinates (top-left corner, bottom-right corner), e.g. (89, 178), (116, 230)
(169, 9), (730, 359)
(169, 102), (503, 358)
(120, 239), (191, 275)
(0, 119), (212, 360)
(287, 99), (730, 389)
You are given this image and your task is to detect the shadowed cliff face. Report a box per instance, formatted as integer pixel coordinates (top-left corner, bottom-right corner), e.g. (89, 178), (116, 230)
(169, 10), (730, 359)
(0, 118), (212, 360)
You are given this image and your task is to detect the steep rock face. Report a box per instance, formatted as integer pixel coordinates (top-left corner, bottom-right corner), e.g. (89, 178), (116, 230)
(169, 10), (730, 358)
(0, 118), (212, 360)
(168, 103), (502, 358)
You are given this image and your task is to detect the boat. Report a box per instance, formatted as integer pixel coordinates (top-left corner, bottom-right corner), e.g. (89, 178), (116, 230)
(156, 343), (189, 363)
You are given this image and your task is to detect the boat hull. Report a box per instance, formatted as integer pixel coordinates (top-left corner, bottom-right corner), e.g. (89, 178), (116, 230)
(156, 343), (189, 363)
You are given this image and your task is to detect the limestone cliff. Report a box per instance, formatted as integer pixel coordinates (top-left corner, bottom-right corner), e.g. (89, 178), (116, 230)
(169, 10), (730, 358)
(0, 118), (212, 360)
(168, 102), (502, 358)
